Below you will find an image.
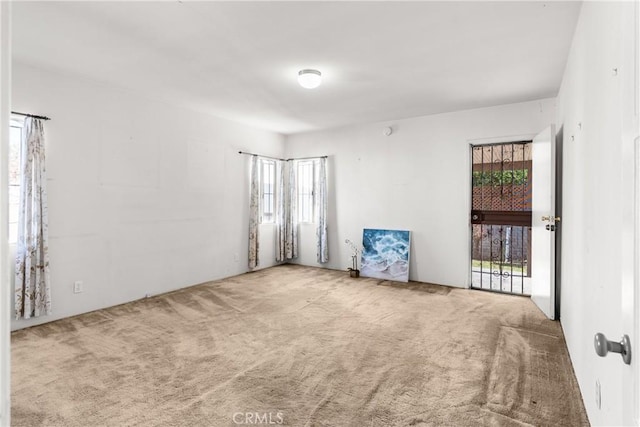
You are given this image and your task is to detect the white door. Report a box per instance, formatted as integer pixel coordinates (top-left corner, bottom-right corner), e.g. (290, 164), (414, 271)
(531, 125), (556, 319)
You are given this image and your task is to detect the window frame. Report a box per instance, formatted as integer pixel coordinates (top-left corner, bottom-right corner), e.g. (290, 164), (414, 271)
(259, 158), (276, 224)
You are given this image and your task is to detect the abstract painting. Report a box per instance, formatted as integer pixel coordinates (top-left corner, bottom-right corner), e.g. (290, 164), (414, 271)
(361, 228), (411, 282)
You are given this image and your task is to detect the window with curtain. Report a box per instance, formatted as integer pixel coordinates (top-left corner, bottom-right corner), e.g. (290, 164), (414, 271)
(260, 159), (276, 223)
(8, 115), (24, 243)
(14, 116), (51, 319)
(297, 160), (315, 223)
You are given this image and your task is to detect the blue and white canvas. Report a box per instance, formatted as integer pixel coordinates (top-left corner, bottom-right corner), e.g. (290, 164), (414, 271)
(361, 229), (411, 282)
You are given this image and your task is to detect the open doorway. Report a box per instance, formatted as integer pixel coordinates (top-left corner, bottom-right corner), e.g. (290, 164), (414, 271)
(470, 142), (532, 295)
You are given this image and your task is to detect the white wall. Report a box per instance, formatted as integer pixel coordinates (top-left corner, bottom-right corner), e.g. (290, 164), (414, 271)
(11, 63), (284, 331)
(285, 99), (555, 287)
(556, 2), (638, 425)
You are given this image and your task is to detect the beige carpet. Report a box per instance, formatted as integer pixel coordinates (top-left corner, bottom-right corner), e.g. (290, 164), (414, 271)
(11, 264), (588, 426)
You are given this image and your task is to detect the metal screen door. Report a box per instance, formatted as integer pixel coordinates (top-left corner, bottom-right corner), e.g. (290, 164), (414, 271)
(471, 142), (532, 295)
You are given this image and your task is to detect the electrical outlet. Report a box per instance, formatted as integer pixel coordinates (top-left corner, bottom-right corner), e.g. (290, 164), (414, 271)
(73, 281), (83, 294)
(595, 379), (601, 410)
(233, 253), (239, 263)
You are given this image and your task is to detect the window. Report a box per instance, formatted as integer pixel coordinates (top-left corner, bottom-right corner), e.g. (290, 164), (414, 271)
(260, 159), (276, 223)
(9, 116), (24, 243)
(298, 160), (315, 223)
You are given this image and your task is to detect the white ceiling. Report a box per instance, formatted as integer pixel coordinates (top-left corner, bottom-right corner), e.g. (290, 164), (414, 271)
(12, 1), (581, 135)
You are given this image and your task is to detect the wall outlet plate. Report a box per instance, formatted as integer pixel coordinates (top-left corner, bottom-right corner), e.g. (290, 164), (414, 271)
(73, 281), (83, 294)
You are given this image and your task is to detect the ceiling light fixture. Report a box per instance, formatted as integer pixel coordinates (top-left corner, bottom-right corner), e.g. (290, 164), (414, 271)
(298, 69), (322, 89)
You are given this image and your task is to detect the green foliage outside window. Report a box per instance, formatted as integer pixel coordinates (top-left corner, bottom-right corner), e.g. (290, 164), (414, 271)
(472, 169), (528, 187)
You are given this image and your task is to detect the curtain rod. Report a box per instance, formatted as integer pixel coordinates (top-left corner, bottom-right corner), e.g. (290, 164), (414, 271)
(291, 155), (328, 161)
(11, 111), (51, 121)
(238, 151), (327, 161)
(238, 151), (284, 161)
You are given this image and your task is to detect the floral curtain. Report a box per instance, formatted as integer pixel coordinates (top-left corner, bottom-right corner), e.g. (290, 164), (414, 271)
(15, 117), (51, 320)
(285, 160), (298, 260)
(275, 160), (286, 262)
(316, 157), (329, 263)
(248, 155), (260, 269)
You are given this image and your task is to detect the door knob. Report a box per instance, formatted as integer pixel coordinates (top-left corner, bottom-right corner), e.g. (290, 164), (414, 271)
(594, 333), (632, 365)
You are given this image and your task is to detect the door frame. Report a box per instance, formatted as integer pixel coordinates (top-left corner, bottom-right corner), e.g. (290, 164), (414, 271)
(0, 2), (11, 425)
(621, 1), (640, 422)
(632, 135), (640, 425)
(633, 4), (639, 422)
(466, 133), (536, 290)
(554, 126), (564, 320)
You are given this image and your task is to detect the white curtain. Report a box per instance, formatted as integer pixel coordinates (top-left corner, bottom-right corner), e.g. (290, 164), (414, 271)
(248, 155), (260, 269)
(316, 157), (329, 263)
(275, 160), (286, 262)
(15, 117), (51, 320)
(285, 160), (298, 260)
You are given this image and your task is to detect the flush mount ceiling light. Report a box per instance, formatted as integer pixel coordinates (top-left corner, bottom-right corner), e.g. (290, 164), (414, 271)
(298, 69), (322, 89)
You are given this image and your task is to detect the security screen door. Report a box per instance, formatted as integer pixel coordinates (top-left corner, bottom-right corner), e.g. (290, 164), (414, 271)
(470, 141), (533, 295)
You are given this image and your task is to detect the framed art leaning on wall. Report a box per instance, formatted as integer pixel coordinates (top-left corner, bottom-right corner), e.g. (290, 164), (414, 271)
(360, 228), (411, 282)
